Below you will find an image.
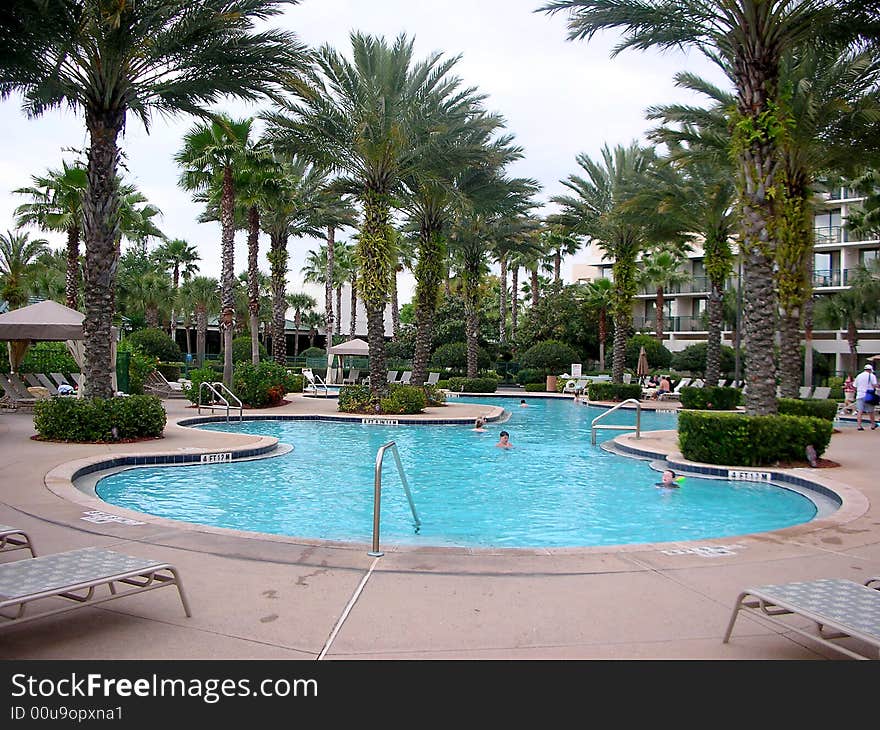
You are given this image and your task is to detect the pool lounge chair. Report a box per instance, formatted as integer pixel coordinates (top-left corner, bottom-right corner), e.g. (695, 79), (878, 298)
(301, 368), (329, 396)
(386, 370), (399, 384)
(50, 372), (74, 388)
(426, 372), (440, 386)
(723, 576), (880, 660)
(799, 386), (813, 399)
(658, 377), (690, 401)
(811, 386), (831, 400)
(342, 368), (360, 385)
(0, 525), (36, 558)
(0, 546), (191, 630)
(398, 370), (412, 385)
(0, 373), (38, 410)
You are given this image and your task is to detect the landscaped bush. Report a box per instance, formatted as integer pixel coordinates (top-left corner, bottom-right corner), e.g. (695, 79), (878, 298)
(232, 361), (299, 407)
(422, 384), (446, 407)
(157, 362), (181, 382)
(34, 395), (166, 442)
(445, 376), (498, 393)
(430, 341), (490, 371)
(14, 342), (79, 374)
(524, 382), (548, 392)
(587, 383), (642, 401)
(126, 328), (182, 362)
(680, 386), (741, 410)
(117, 340), (157, 395)
(670, 342), (736, 375)
(232, 335), (268, 364)
(381, 384), (428, 415)
(183, 367), (219, 404)
(516, 368), (545, 385)
(777, 397), (838, 421)
(625, 334), (672, 370)
(519, 340), (580, 375)
(338, 384), (372, 413)
(299, 347), (326, 359)
(678, 411), (833, 466)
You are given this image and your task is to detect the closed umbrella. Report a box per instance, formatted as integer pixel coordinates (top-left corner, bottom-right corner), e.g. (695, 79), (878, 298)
(636, 346), (650, 383)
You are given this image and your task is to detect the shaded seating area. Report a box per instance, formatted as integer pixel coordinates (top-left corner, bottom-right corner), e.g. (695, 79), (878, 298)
(0, 545), (191, 630)
(723, 576), (880, 660)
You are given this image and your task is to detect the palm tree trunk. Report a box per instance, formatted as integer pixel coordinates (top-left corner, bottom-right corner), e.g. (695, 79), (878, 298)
(655, 287), (665, 342)
(220, 165), (236, 388)
(465, 279), (480, 379)
(196, 308), (207, 368)
(554, 250), (561, 282)
(803, 295), (814, 388)
(248, 205), (261, 364)
(778, 308), (801, 398)
(359, 190), (392, 399)
(390, 266), (400, 340)
(511, 264), (519, 338)
(611, 311), (629, 384)
(499, 255), (508, 345)
(336, 285), (343, 335)
(350, 275), (357, 337)
(269, 232), (288, 365)
(65, 224), (79, 310)
(412, 227), (444, 386)
(531, 266), (539, 305)
(82, 107), (124, 399)
(848, 323), (858, 375)
(324, 226), (335, 351)
(705, 281), (724, 385)
(147, 305), (159, 329)
(293, 311), (301, 357)
(598, 309), (607, 372)
(185, 318), (193, 358)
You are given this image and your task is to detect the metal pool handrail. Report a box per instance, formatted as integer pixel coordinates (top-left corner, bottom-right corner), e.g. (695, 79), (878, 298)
(369, 441), (420, 557)
(198, 381), (243, 422)
(591, 398), (641, 445)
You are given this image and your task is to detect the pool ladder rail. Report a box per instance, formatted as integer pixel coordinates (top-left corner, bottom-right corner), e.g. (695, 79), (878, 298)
(197, 381), (244, 422)
(590, 398), (641, 445)
(369, 441), (420, 557)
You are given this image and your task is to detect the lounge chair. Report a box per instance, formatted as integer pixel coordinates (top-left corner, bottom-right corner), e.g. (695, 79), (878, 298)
(398, 371), (412, 385)
(0, 373), (38, 410)
(799, 386), (813, 399)
(723, 576), (880, 660)
(301, 367), (329, 397)
(50, 372), (74, 388)
(35, 373), (60, 395)
(426, 372), (440, 386)
(691, 378), (705, 389)
(386, 370), (399, 384)
(342, 368), (360, 385)
(622, 372), (632, 384)
(0, 546), (191, 630)
(0, 525), (36, 558)
(811, 386), (831, 400)
(717, 379), (728, 387)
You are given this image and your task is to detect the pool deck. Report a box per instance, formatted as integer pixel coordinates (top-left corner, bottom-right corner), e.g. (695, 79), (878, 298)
(1, 390), (878, 660)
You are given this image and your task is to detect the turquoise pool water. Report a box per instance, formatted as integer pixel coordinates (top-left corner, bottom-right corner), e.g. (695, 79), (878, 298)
(95, 397), (819, 548)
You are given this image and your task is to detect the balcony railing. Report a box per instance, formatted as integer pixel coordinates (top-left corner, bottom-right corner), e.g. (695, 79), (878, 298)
(637, 276), (711, 296)
(633, 316), (710, 333)
(814, 226), (844, 244)
(812, 268), (862, 287)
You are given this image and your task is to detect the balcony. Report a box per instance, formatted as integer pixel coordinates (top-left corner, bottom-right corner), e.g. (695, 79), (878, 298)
(814, 226), (843, 245)
(812, 269), (862, 288)
(633, 316), (710, 333)
(637, 276), (711, 296)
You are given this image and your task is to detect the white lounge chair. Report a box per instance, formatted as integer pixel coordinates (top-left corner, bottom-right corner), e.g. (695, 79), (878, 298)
(301, 368), (329, 397)
(811, 386), (831, 400)
(398, 370), (412, 385)
(426, 372), (440, 386)
(799, 386), (813, 399)
(386, 370), (399, 384)
(342, 368), (360, 385)
(0, 524), (36, 558)
(723, 576), (880, 660)
(0, 546), (191, 630)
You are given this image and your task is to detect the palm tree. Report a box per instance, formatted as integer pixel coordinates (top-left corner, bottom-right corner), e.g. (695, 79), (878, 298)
(176, 116), (259, 386)
(153, 238), (200, 343)
(639, 247), (692, 343)
(335, 242), (360, 338)
(180, 276), (220, 368)
(302, 241), (348, 338)
(0, 229), (49, 308)
(286, 293), (317, 358)
(265, 32), (481, 399)
(538, 0), (869, 411)
(552, 143), (655, 383)
(582, 277), (614, 371)
(13, 159), (87, 309)
(541, 221), (581, 283)
(123, 270), (172, 329)
(1, 0), (310, 398)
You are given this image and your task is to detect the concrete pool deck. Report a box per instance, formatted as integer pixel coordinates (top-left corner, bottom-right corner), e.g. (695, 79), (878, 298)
(1, 391), (878, 660)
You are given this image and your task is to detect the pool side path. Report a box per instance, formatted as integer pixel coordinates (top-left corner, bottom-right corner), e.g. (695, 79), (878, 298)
(0, 390), (878, 660)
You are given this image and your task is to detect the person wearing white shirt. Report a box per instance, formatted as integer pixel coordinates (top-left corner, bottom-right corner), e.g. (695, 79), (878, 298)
(854, 363), (878, 430)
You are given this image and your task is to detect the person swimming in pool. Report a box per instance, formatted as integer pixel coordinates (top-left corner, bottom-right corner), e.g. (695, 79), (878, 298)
(656, 469), (682, 488)
(495, 430), (513, 448)
(472, 417), (487, 432)
(519, 399), (528, 407)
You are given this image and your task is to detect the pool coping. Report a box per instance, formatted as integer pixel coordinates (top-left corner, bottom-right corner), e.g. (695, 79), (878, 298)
(39, 400), (866, 558)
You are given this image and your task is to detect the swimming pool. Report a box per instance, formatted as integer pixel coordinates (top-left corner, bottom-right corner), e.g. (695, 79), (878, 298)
(93, 397), (825, 549)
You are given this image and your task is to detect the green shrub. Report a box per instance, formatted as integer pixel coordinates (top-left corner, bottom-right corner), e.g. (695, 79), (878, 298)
(678, 411), (833, 466)
(183, 367), (219, 404)
(15, 342), (79, 374)
(157, 362), (181, 382)
(299, 347), (326, 359)
(524, 382), (548, 392)
(380, 384), (428, 415)
(232, 361), (298, 407)
(34, 395), (166, 442)
(285, 372), (304, 393)
(519, 340), (580, 375)
(232, 335), (268, 364)
(670, 342), (736, 375)
(446, 376), (498, 393)
(117, 340), (157, 395)
(430, 341), (490, 371)
(436, 380), (449, 390)
(422, 384), (446, 407)
(625, 334), (672, 370)
(516, 368), (545, 385)
(826, 376), (844, 401)
(338, 384), (373, 413)
(777, 397), (838, 421)
(126, 328), (182, 362)
(587, 383), (642, 401)
(680, 386), (741, 410)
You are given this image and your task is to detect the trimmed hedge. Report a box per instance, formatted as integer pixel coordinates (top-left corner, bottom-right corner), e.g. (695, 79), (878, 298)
(232, 361), (299, 408)
(184, 367), (219, 404)
(678, 411), (833, 466)
(524, 382), (548, 392)
(679, 386), (741, 410)
(777, 397), (838, 421)
(34, 395), (166, 442)
(338, 384), (372, 413)
(446, 377), (498, 393)
(587, 383), (642, 401)
(381, 384), (427, 415)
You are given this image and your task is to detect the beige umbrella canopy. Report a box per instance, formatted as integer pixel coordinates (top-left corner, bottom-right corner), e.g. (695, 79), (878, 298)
(327, 338), (370, 384)
(636, 346), (650, 382)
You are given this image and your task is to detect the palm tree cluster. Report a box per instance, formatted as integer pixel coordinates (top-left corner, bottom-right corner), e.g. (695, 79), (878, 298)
(540, 0), (880, 414)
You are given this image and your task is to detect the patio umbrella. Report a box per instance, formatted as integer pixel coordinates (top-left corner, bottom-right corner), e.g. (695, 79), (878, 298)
(636, 346), (650, 383)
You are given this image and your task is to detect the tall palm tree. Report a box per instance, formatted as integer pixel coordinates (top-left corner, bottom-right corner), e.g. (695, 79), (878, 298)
(179, 276), (220, 368)
(582, 277), (615, 371)
(122, 270), (172, 329)
(541, 221), (581, 283)
(265, 32), (481, 399)
(639, 247), (692, 343)
(13, 159), (87, 309)
(153, 238), (200, 343)
(0, 229), (49, 309)
(302, 240), (349, 337)
(286, 293), (317, 358)
(539, 0), (869, 412)
(552, 143), (655, 382)
(335, 242), (360, 338)
(1, 0), (310, 398)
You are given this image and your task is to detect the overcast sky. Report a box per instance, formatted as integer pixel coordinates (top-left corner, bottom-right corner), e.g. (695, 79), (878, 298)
(0, 0), (731, 308)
